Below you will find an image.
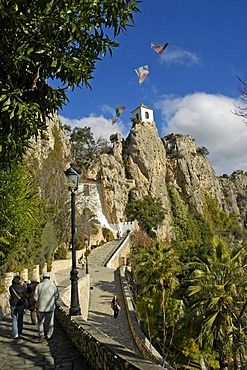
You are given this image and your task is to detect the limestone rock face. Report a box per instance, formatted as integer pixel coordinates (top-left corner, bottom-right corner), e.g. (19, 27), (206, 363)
(97, 121), (247, 240)
(219, 171), (247, 221)
(123, 121), (173, 239)
(99, 121), (173, 240)
(163, 133), (226, 214)
(38, 113), (247, 241)
(29, 111), (70, 166)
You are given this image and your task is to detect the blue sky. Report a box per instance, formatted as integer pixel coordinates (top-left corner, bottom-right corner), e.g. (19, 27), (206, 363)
(58, 0), (247, 175)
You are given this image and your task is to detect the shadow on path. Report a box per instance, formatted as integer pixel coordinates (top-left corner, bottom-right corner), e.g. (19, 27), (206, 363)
(0, 311), (93, 369)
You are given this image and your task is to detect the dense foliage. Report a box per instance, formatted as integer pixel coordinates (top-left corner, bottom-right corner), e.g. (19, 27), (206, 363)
(130, 234), (247, 369)
(0, 0), (140, 166)
(0, 122), (70, 275)
(64, 125), (109, 170)
(0, 0), (140, 272)
(126, 195), (166, 235)
(0, 162), (45, 273)
(129, 186), (247, 369)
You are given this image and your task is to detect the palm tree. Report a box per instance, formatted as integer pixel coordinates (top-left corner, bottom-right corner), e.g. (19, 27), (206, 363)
(186, 239), (247, 369)
(132, 241), (181, 364)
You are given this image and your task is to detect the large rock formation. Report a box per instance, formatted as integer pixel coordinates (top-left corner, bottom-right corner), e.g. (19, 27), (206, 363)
(39, 110), (247, 242)
(96, 119), (247, 241)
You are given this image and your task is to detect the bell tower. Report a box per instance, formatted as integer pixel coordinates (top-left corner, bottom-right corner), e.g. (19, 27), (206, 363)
(131, 102), (154, 122)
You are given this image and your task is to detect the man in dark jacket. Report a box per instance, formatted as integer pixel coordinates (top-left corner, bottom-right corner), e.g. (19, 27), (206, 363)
(9, 276), (27, 339)
(27, 277), (39, 324)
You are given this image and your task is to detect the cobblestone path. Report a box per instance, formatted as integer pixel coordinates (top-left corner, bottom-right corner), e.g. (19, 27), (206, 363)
(0, 311), (93, 369)
(87, 239), (142, 356)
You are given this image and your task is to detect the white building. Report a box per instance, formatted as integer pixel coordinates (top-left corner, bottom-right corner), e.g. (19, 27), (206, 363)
(77, 182), (134, 240)
(131, 102), (154, 122)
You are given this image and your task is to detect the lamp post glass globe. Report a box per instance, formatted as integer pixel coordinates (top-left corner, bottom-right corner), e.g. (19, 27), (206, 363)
(65, 166), (79, 190)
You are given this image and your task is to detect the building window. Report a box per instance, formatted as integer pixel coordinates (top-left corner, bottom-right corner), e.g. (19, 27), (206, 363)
(136, 113), (139, 120)
(145, 111), (149, 119)
(83, 184), (90, 196)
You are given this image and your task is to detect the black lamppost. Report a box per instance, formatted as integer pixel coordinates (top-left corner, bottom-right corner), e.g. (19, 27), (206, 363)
(84, 237), (89, 274)
(65, 165), (81, 316)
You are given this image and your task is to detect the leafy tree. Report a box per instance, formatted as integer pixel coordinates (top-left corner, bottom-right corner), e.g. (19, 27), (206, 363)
(196, 146), (209, 157)
(68, 126), (109, 170)
(131, 241), (181, 364)
(130, 229), (153, 250)
(0, 162), (45, 273)
(126, 195), (166, 235)
(0, 0), (140, 165)
(167, 184), (214, 260)
(136, 290), (163, 347)
(186, 239), (247, 369)
(76, 207), (100, 248)
(203, 193), (241, 240)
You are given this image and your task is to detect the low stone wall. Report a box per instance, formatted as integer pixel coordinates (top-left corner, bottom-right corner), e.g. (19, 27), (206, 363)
(59, 273), (89, 321)
(0, 252), (83, 317)
(56, 300), (163, 370)
(0, 291), (10, 317)
(105, 234), (131, 269)
(52, 250), (83, 272)
(119, 268), (162, 364)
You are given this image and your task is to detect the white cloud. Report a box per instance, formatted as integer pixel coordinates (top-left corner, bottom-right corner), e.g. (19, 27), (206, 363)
(155, 92), (247, 175)
(59, 113), (131, 142)
(160, 47), (201, 66)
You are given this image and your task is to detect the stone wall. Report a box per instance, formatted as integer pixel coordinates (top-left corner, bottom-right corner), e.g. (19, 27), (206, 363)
(59, 273), (89, 321)
(0, 251), (82, 317)
(52, 250), (82, 277)
(105, 234), (131, 269)
(55, 236), (174, 370)
(55, 300), (164, 370)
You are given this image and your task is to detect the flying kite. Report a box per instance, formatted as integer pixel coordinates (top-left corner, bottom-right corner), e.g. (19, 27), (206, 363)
(135, 65), (149, 85)
(151, 42), (169, 55)
(112, 105), (126, 124)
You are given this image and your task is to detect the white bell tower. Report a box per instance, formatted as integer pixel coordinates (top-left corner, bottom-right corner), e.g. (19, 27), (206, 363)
(131, 103), (154, 122)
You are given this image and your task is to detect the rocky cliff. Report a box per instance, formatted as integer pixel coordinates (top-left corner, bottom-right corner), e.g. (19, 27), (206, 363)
(95, 119), (247, 241)
(36, 113), (247, 242)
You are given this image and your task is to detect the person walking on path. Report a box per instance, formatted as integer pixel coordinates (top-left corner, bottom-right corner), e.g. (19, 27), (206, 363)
(9, 275), (27, 339)
(34, 272), (59, 342)
(111, 294), (121, 318)
(78, 254), (85, 269)
(27, 277), (39, 325)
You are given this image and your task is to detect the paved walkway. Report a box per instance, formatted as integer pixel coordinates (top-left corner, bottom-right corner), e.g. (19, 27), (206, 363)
(0, 238), (142, 369)
(0, 311), (93, 369)
(87, 239), (142, 355)
(55, 239), (142, 355)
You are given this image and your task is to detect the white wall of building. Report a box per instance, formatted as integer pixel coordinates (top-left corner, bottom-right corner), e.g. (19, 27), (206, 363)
(77, 182), (134, 238)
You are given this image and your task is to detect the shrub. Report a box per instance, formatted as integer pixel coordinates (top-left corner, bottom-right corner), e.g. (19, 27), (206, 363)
(54, 246), (67, 260)
(102, 228), (114, 242)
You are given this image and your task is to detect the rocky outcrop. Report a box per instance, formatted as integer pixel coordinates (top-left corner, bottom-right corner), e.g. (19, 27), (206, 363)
(29, 111), (70, 167)
(38, 112), (246, 242)
(96, 121), (247, 241)
(163, 133), (226, 214)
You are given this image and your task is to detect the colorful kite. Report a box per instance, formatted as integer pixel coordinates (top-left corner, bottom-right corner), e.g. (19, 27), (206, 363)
(151, 42), (169, 55)
(135, 65), (149, 85)
(112, 105), (126, 124)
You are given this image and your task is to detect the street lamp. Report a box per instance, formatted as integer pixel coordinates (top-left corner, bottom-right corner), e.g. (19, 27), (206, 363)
(65, 165), (81, 316)
(84, 237), (89, 274)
